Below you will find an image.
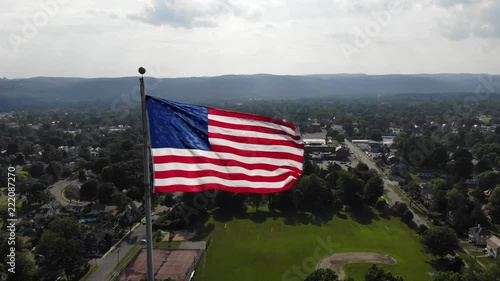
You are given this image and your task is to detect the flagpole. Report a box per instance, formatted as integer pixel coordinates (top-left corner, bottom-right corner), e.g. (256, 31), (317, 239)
(139, 67), (154, 281)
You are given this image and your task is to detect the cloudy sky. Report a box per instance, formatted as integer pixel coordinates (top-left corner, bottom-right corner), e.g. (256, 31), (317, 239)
(1, 0), (499, 78)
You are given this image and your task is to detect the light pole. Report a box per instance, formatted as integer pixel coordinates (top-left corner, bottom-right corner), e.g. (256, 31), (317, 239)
(117, 246), (120, 267)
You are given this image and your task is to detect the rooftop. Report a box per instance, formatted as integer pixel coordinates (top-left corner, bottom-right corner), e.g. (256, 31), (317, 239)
(487, 235), (500, 247)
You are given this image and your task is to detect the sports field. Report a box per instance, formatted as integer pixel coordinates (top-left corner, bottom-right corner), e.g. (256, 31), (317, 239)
(193, 209), (432, 281)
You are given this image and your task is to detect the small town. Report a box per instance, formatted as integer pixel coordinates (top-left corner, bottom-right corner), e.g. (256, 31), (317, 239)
(1, 1), (500, 281)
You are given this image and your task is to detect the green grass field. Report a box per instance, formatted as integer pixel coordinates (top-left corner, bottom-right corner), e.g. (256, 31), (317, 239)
(193, 209), (432, 281)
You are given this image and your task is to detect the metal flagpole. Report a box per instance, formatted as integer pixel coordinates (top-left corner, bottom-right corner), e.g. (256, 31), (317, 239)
(139, 67), (154, 281)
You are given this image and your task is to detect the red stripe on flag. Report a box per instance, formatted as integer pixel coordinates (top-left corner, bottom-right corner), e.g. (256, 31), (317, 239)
(210, 145), (303, 163)
(154, 169), (298, 182)
(208, 132), (305, 149)
(209, 108), (296, 131)
(154, 180), (297, 194)
(153, 155), (302, 175)
(208, 119), (301, 141)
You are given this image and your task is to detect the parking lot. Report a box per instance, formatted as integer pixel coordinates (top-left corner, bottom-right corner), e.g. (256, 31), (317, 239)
(316, 155), (359, 171)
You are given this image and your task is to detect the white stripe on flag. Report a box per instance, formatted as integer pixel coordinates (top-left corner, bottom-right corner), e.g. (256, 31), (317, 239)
(208, 138), (303, 156)
(154, 163), (298, 177)
(154, 175), (299, 189)
(208, 125), (303, 144)
(208, 114), (296, 136)
(152, 148), (303, 169)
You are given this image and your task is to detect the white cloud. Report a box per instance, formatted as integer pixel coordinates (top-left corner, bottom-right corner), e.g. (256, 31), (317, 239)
(128, 0), (264, 28)
(433, 0), (500, 40)
(0, 0), (499, 78)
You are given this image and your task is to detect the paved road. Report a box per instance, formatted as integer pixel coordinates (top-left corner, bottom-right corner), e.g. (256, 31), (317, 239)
(345, 140), (428, 227)
(49, 180), (87, 207)
(87, 224), (146, 281)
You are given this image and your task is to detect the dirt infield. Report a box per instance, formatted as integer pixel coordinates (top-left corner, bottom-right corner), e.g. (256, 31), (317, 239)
(119, 249), (198, 281)
(317, 252), (397, 279)
(162, 230), (196, 242)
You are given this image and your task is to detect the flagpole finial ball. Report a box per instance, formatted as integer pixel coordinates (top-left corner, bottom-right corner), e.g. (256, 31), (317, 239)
(138, 67), (146, 75)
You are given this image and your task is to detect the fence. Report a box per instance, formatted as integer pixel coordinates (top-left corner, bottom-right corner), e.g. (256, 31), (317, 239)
(184, 239), (210, 281)
(107, 245), (142, 281)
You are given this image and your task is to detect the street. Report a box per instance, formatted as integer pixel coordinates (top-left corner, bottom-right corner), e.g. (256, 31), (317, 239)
(344, 140), (428, 227)
(47, 179), (147, 281)
(86, 224), (147, 281)
(49, 180), (87, 207)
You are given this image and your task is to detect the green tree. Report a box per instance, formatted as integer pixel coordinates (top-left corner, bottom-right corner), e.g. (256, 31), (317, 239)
(421, 226), (459, 257)
(446, 188), (467, 212)
(119, 214), (131, 231)
(417, 224), (429, 235)
(489, 186), (500, 223)
(97, 182), (116, 204)
(477, 259), (500, 281)
(29, 161), (45, 178)
(64, 185), (80, 203)
(475, 159), (492, 174)
(92, 157), (109, 174)
(363, 176), (384, 205)
(337, 170), (364, 206)
(248, 194), (266, 212)
(365, 264), (404, 281)
(370, 129), (383, 141)
(160, 193), (176, 207)
(9, 250), (37, 281)
(215, 191), (247, 213)
(406, 182), (421, 206)
(433, 271), (464, 281)
(80, 179), (98, 202)
(395, 202), (409, 216)
(37, 217), (85, 281)
(112, 191), (131, 209)
(304, 268), (339, 281)
(303, 159), (315, 176)
(402, 210), (414, 222)
(477, 171), (497, 191)
(448, 149), (473, 182)
(335, 134), (345, 143)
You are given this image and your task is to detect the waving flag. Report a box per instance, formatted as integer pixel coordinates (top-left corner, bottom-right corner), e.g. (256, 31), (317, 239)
(146, 96), (304, 193)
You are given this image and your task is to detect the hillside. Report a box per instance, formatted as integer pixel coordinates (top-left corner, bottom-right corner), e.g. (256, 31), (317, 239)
(0, 73), (498, 111)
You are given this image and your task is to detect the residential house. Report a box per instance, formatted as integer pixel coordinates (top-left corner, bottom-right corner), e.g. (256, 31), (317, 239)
(483, 208), (493, 223)
(417, 171), (432, 178)
(417, 169), (446, 179)
(369, 143), (381, 153)
(84, 231), (108, 255)
(88, 147), (101, 157)
(391, 163), (408, 178)
(33, 200), (61, 225)
(486, 236), (500, 259)
(126, 201), (144, 222)
(420, 183), (436, 209)
(334, 146), (349, 160)
(84, 221), (121, 256)
(466, 174), (478, 186)
(387, 155), (398, 164)
(447, 211), (459, 226)
(90, 204), (106, 216)
(68, 205), (85, 214)
(468, 225), (489, 245)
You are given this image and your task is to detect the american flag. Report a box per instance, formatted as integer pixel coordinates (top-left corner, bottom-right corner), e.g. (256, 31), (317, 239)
(146, 96), (304, 193)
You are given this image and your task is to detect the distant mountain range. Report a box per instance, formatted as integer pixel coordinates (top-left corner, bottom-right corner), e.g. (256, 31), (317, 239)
(0, 73), (498, 111)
